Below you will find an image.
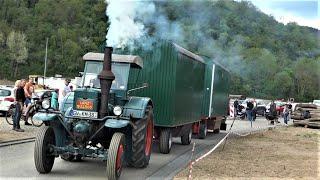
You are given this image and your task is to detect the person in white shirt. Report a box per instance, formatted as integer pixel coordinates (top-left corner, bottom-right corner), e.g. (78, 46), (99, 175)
(58, 79), (71, 108)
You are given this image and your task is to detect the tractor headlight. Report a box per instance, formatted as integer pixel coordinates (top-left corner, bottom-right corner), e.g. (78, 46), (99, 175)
(42, 99), (50, 109)
(113, 106), (122, 116)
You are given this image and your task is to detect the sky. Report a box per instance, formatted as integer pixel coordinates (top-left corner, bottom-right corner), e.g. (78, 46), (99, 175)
(239, 0), (319, 29)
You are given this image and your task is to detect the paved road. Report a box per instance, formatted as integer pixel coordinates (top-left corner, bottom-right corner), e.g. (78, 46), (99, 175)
(0, 131), (226, 179)
(0, 117), (275, 179)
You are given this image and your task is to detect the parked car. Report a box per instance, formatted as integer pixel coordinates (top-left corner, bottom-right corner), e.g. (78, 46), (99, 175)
(266, 101), (286, 115)
(0, 86), (15, 115)
(313, 100), (320, 107)
(255, 104), (266, 116)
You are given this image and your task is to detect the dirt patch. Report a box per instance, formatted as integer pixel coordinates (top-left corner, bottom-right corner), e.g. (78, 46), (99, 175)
(175, 127), (320, 179)
(0, 117), (37, 142)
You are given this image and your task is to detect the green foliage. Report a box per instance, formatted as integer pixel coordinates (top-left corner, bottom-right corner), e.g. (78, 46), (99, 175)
(6, 31), (28, 77)
(0, 0), (107, 79)
(148, 0), (319, 102)
(0, 0), (318, 102)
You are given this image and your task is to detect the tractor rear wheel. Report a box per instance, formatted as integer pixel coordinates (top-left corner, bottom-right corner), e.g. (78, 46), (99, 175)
(34, 126), (56, 173)
(181, 127), (192, 145)
(106, 133), (125, 180)
(159, 128), (172, 154)
(199, 122), (207, 139)
(129, 106), (154, 168)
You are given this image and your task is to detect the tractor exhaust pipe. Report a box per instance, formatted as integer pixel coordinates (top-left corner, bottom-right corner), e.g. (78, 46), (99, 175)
(98, 47), (115, 118)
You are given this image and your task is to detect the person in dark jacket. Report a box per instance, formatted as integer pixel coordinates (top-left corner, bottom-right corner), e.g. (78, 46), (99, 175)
(233, 99), (239, 115)
(13, 80), (26, 132)
(246, 100), (254, 122)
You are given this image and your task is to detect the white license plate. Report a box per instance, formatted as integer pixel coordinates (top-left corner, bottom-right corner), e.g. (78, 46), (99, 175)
(72, 110), (98, 118)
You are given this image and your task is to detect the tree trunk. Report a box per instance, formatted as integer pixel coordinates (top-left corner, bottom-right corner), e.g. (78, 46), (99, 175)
(11, 60), (16, 78)
(14, 63), (18, 78)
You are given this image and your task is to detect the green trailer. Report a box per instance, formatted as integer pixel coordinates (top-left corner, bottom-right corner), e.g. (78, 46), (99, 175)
(117, 41), (230, 153)
(198, 57), (230, 137)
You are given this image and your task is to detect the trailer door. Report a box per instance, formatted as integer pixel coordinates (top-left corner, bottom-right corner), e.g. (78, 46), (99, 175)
(208, 64), (215, 116)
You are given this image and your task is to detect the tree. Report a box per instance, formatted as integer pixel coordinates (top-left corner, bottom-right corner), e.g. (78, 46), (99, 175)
(6, 31), (28, 77)
(272, 71), (294, 99)
(293, 58), (320, 101)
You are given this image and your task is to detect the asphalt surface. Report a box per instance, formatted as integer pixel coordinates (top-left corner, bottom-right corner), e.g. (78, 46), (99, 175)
(0, 117), (277, 179)
(0, 131), (226, 179)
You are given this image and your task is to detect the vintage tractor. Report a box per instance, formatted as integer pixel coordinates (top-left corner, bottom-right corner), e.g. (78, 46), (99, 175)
(33, 47), (154, 180)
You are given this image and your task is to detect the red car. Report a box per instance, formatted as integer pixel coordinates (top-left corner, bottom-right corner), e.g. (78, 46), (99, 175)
(266, 101), (286, 115)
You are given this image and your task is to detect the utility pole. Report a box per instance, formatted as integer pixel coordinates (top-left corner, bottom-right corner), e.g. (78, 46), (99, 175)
(44, 37), (48, 85)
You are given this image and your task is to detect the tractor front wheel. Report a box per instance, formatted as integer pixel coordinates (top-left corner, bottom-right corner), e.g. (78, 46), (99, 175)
(159, 128), (172, 154)
(34, 126), (56, 173)
(106, 133), (125, 180)
(129, 106), (154, 168)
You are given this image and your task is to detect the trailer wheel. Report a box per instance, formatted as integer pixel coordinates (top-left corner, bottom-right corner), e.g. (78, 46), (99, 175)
(181, 128), (192, 145)
(106, 133), (125, 180)
(129, 106), (154, 168)
(199, 123), (207, 139)
(34, 126), (56, 173)
(159, 128), (172, 154)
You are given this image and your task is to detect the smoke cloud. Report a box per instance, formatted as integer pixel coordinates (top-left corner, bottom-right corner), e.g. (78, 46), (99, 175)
(105, 0), (245, 76)
(105, 0), (155, 48)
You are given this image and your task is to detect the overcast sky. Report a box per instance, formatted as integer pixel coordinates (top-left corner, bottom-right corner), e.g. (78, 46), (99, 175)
(238, 0), (319, 29)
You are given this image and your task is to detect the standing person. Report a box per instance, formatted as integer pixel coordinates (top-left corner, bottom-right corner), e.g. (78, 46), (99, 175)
(252, 105), (257, 121)
(51, 89), (59, 110)
(233, 99), (239, 118)
(287, 103), (292, 121)
(246, 100), (254, 126)
(270, 100), (278, 123)
(13, 80), (21, 95)
(13, 80), (26, 132)
(283, 104), (289, 126)
(23, 78), (33, 125)
(58, 79), (71, 108)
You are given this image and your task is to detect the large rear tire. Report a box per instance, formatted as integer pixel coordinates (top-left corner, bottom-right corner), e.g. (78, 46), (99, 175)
(159, 128), (172, 154)
(181, 128), (192, 145)
(34, 126), (56, 173)
(106, 133), (125, 180)
(129, 106), (154, 168)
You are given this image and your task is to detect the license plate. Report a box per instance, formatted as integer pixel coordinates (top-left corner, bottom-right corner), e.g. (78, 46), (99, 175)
(72, 110), (98, 118)
(76, 100), (94, 110)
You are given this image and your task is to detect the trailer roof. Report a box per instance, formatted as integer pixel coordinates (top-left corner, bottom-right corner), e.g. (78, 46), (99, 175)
(173, 43), (205, 64)
(83, 52), (143, 68)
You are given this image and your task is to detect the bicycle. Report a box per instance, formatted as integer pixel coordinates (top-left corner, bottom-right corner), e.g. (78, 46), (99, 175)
(6, 97), (45, 127)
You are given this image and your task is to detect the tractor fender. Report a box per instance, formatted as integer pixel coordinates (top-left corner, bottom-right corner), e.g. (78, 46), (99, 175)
(33, 112), (60, 122)
(122, 96), (153, 119)
(33, 112), (67, 147)
(104, 119), (130, 128)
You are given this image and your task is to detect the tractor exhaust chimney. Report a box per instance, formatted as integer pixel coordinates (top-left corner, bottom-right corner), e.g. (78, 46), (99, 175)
(98, 47), (115, 118)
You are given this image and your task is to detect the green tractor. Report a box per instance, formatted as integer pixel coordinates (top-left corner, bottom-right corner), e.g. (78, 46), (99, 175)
(33, 47), (154, 180)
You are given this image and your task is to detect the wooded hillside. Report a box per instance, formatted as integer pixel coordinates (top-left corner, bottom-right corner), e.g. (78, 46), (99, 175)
(0, 0), (319, 101)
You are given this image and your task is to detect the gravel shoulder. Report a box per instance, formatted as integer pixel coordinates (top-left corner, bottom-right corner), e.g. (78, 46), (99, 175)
(0, 116), (37, 142)
(175, 126), (320, 179)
